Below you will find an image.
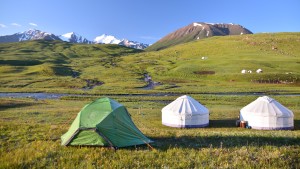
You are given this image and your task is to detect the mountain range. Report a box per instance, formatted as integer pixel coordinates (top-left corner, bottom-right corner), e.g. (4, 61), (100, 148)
(0, 22), (253, 50)
(0, 29), (149, 49)
(146, 22), (253, 51)
(0, 29), (61, 43)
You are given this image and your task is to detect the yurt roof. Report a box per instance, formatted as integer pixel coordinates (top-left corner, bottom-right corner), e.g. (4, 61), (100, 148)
(162, 95), (209, 115)
(240, 96), (293, 117)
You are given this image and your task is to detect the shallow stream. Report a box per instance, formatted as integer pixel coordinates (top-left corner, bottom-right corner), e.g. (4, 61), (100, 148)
(0, 92), (299, 100)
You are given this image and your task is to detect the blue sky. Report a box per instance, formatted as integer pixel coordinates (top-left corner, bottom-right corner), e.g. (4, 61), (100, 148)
(0, 0), (299, 44)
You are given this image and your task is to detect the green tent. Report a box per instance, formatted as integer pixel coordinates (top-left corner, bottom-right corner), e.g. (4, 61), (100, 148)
(61, 97), (152, 148)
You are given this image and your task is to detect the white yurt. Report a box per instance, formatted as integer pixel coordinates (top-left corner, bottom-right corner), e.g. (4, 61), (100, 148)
(240, 96), (294, 130)
(162, 95), (209, 128)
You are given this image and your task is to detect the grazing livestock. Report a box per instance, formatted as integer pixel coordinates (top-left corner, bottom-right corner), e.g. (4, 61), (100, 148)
(256, 69), (263, 73)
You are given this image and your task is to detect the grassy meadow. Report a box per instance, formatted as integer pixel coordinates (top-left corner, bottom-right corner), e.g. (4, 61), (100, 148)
(0, 32), (300, 168)
(0, 95), (299, 168)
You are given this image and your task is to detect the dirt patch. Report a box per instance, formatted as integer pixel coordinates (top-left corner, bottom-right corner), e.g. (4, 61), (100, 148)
(83, 79), (104, 90)
(252, 79), (297, 84)
(70, 70), (103, 90)
(194, 71), (215, 75)
(1, 117), (17, 121)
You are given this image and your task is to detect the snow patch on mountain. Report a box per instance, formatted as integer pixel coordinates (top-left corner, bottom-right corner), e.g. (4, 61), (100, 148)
(193, 23), (203, 27)
(61, 32), (74, 39)
(119, 39), (149, 49)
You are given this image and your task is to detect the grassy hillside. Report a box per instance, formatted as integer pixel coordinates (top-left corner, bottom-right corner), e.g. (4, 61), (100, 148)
(124, 33), (300, 93)
(0, 33), (300, 94)
(0, 40), (143, 93)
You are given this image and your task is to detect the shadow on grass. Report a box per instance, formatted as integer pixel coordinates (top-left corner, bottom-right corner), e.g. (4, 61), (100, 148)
(150, 134), (300, 151)
(148, 120), (300, 150)
(53, 66), (75, 76)
(209, 119), (300, 130)
(0, 60), (42, 66)
(294, 120), (300, 130)
(208, 119), (237, 128)
(0, 102), (36, 111)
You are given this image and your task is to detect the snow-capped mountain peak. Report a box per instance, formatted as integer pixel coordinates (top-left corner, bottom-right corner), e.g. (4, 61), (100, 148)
(119, 39), (150, 49)
(94, 34), (121, 44)
(17, 29), (60, 41)
(60, 32), (92, 44)
(0, 30), (149, 49)
(93, 34), (149, 49)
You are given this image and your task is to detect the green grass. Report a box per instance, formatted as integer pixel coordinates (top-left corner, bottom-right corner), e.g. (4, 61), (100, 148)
(0, 33), (300, 167)
(122, 33), (300, 94)
(0, 95), (299, 168)
(0, 40), (143, 94)
(0, 33), (300, 94)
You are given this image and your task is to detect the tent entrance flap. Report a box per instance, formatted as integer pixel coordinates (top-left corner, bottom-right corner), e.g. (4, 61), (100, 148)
(95, 129), (114, 148)
(69, 129), (108, 146)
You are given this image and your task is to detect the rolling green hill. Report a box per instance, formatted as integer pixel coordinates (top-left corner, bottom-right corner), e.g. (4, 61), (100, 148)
(123, 32), (300, 93)
(0, 33), (299, 94)
(0, 40), (143, 93)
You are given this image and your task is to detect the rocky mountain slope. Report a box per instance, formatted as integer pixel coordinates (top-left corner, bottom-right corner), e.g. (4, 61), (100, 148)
(146, 22), (253, 51)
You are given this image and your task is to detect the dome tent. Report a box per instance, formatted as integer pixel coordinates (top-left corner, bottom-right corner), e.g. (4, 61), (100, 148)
(61, 97), (152, 148)
(162, 95), (209, 128)
(240, 96), (294, 130)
